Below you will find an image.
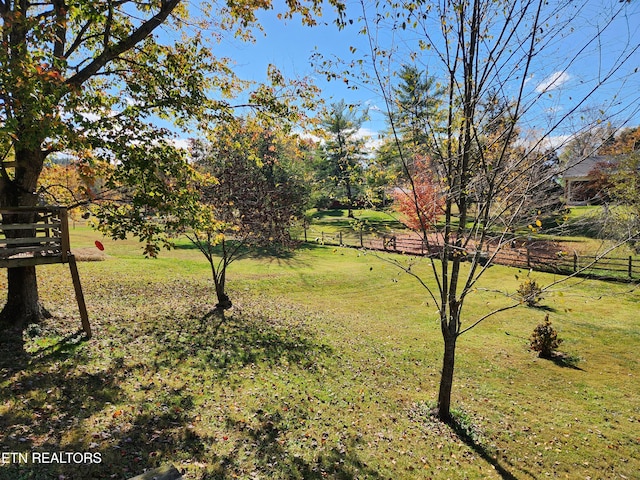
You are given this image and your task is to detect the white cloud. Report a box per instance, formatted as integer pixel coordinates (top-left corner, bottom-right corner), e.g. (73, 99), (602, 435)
(170, 138), (191, 150)
(354, 127), (385, 152)
(535, 71), (571, 94)
(125, 96), (143, 107)
(297, 127), (384, 152)
(364, 99), (382, 113)
(297, 130), (323, 144)
(353, 127), (375, 140)
(539, 134), (572, 151)
(515, 131), (571, 153)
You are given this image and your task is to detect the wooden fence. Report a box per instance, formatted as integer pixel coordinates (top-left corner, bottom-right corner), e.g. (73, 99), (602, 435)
(296, 227), (640, 281)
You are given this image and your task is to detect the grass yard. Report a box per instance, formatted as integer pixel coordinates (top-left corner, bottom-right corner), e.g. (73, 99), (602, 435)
(0, 227), (639, 479)
(309, 208), (415, 232)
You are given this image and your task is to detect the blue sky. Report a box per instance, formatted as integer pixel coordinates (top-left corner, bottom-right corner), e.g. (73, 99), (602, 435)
(175, 0), (640, 148)
(174, 0), (391, 139)
(220, 8), (387, 139)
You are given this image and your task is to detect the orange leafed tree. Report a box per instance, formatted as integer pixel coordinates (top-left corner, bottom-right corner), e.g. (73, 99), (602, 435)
(393, 156), (442, 231)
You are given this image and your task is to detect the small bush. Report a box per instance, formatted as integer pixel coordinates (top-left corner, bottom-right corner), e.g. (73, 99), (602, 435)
(529, 314), (563, 358)
(517, 276), (544, 306)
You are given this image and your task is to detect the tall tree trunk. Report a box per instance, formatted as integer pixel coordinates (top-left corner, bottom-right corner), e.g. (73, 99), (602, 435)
(1, 267), (51, 328)
(0, 145), (48, 329)
(436, 330), (458, 424)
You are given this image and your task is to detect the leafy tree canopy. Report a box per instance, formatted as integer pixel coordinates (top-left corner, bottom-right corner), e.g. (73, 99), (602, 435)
(0, 0), (345, 206)
(0, 0), (345, 326)
(313, 100), (367, 215)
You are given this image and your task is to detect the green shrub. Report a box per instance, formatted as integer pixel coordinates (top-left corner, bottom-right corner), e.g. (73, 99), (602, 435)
(529, 314), (563, 358)
(517, 276), (544, 306)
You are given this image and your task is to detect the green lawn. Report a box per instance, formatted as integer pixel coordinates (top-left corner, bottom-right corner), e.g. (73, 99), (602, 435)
(306, 208), (406, 232)
(0, 227), (638, 479)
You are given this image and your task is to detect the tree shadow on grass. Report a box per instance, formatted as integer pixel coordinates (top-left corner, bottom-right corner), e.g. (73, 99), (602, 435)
(173, 240), (296, 258)
(411, 403), (535, 480)
(530, 304), (558, 313)
(449, 417), (525, 480)
(0, 298), (341, 479)
(561, 214), (604, 239)
(148, 306), (333, 378)
(542, 352), (584, 370)
(55, 305), (370, 480)
(203, 409), (384, 479)
(310, 208), (404, 227)
(27, 330), (88, 362)
(0, 321), (91, 370)
(0, 326), (28, 371)
(0, 383), (216, 480)
(172, 240), (321, 270)
(310, 209), (347, 219)
(0, 351), (125, 480)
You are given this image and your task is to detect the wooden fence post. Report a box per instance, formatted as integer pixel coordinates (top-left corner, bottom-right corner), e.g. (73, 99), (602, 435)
(629, 256), (633, 278)
(573, 252), (578, 273)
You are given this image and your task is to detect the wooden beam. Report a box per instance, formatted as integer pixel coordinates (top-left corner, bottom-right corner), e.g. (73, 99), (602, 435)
(0, 247), (62, 258)
(0, 256), (65, 268)
(0, 206), (61, 213)
(0, 237), (61, 246)
(0, 222), (62, 230)
(68, 254), (91, 339)
(59, 207), (70, 263)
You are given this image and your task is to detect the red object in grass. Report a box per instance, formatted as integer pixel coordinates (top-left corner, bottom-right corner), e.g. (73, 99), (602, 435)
(95, 240), (105, 251)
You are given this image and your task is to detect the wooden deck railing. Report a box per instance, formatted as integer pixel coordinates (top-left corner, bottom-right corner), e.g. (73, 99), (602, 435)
(1, 206), (92, 337)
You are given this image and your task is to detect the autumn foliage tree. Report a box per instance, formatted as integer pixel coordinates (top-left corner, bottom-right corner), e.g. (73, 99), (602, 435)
(185, 117), (309, 311)
(393, 156), (442, 231)
(37, 162), (92, 218)
(1, 0), (198, 325)
(598, 126), (640, 155)
(0, 0), (343, 329)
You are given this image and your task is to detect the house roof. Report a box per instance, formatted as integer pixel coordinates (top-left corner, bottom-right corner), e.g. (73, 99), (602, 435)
(563, 155), (618, 179)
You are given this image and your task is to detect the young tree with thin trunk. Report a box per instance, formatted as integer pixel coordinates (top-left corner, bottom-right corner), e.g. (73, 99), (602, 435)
(393, 156), (442, 231)
(326, 0), (640, 423)
(185, 118), (309, 311)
